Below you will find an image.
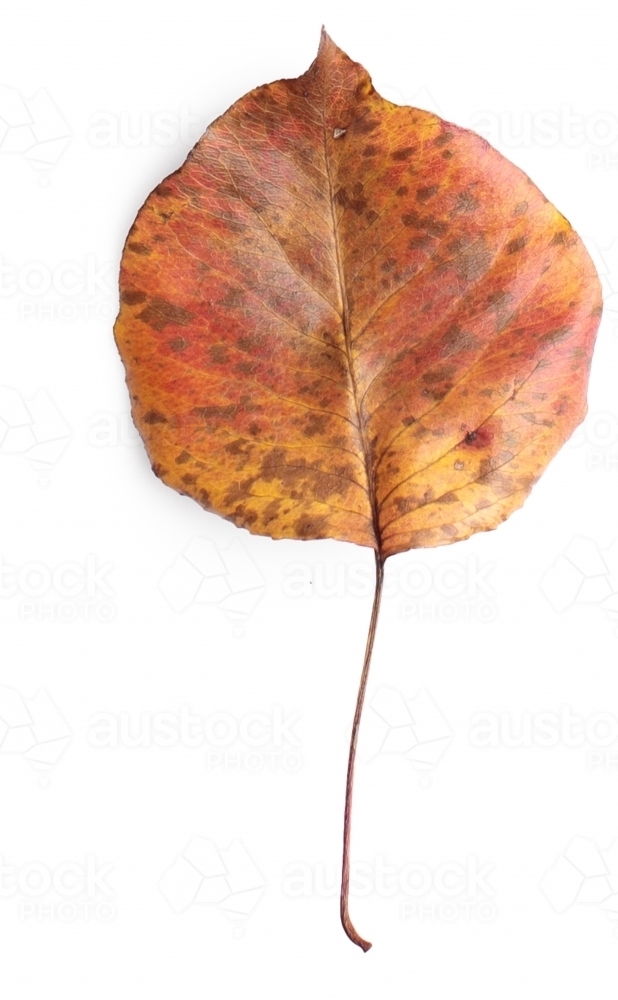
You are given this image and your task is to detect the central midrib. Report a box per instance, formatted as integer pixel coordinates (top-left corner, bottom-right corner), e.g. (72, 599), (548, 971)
(321, 112), (382, 555)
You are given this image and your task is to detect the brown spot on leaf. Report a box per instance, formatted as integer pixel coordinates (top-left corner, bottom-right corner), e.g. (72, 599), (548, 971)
(351, 116), (380, 135)
(303, 413), (330, 437)
(463, 426), (494, 449)
(539, 326), (572, 345)
(225, 438), (251, 456)
(235, 505), (258, 526)
(121, 289), (147, 305)
(143, 409), (168, 425)
(391, 147), (416, 161)
(293, 514), (328, 538)
(209, 344), (229, 363)
(451, 191), (479, 215)
(236, 334), (263, 352)
(263, 498), (284, 522)
(450, 237), (493, 281)
(506, 236), (528, 254)
(169, 337), (189, 352)
(408, 234), (433, 250)
(137, 298), (194, 331)
(416, 185), (439, 203)
(349, 198), (368, 214)
(426, 216), (448, 237)
(128, 242), (151, 256)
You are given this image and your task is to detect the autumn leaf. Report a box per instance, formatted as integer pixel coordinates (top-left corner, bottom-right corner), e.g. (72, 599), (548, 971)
(114, 30), (602, 950)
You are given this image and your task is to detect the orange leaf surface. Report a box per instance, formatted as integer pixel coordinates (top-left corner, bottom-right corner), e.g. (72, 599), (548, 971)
(115, 33), (600, 559)
(114, 31), (602, 950)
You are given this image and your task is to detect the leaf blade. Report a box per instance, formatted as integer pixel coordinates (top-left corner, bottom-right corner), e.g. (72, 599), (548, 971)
(115, 33), (600, 558)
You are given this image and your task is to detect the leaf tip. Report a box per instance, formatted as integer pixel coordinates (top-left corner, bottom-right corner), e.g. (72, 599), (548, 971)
(317, 26), (342, 61)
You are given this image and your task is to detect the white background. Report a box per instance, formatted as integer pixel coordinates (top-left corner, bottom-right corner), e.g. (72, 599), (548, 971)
(1, 0), (618, 996)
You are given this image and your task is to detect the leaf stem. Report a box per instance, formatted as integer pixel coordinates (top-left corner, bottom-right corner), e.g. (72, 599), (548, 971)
(340, 549), (385, 952)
